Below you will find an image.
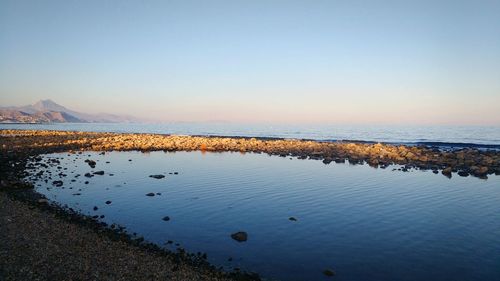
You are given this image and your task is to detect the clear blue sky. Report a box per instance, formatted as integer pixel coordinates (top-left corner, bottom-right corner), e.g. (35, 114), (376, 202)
(1, 0), (499, 124)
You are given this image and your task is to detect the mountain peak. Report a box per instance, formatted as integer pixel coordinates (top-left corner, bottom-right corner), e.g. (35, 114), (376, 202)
(33, 99), (68, 112)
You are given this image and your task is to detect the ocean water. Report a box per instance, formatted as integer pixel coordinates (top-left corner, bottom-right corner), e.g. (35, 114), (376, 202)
(26, 151), (500, 281)
(2, 122), (500, 147)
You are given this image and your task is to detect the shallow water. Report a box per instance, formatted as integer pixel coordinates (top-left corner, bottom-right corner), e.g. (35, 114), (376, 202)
(3, 122), (500, 146)
(27, 151), (500, 281)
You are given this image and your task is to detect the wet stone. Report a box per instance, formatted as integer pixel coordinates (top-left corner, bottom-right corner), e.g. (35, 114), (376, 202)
(231, 231), (248, 242)
(52, 180), (63, 187)
(323, 269), (336, 277)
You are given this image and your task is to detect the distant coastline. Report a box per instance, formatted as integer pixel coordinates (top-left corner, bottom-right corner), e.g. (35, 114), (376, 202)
(2, 122), (500, 149)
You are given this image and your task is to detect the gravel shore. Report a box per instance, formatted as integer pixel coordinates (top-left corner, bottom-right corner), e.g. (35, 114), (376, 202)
(0, 191), (238, 281)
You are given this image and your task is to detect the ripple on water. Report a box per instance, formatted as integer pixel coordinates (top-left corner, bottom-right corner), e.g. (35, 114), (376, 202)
(26, 151), (500, 281)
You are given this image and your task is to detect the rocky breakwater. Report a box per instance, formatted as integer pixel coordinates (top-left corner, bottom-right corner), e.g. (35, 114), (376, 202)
(2, 129), (500, 179)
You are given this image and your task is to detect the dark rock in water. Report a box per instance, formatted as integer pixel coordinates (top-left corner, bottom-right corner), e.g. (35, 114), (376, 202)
(93, 206), (98, 211)
(105, 200), (112, 205)
(174, 172), (178, 175)
(93, 171), (105, 175)
(230, 231), (248, 242)
(149, 174), (165, 179)
(323, 269), (336, 277)
(442, 167), (452, 178)
(84, 173), (93, 178)
(84, 181), (89, 184)
(72, 193), (81, 196)
(156, 192), (162, 195)
(146, 193), (155, 197)
(458, 171), (469, 177)
(85, 159), (97, 168)
(432, 170), (439, 174)
(162, 216), (170, 221)
(52, 180), (63, 187)
(289, 217), (298, 221)
(128, 159), (132, 162)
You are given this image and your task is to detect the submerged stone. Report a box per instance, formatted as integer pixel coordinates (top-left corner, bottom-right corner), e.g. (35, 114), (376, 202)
(231, 231), (248, 242)
(323, 269), (336, 277)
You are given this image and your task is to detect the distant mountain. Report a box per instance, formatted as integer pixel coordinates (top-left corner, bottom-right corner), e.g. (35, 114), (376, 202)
(0, 99), (142, 123)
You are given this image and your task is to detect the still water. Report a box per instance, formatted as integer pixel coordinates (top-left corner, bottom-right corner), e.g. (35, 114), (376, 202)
(27, 151), (500, 281)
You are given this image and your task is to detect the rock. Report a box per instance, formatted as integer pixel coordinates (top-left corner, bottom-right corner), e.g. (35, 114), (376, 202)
(84, 173), (93, 178)
(93, 171), (105, 175)
(323, 158), (333, 164)
(442, 167), (452, 178)
(85, 160), (96, 168)
(471, 166), (489, 177)
(289, 217), (298, 221)
(230, 231), (248, 242)
(84, 181), (89, 184)
(93, 206), (98, 211)
(52, 180), (63, 187)
(457, 171), (469, 177)
(37, 199), (49, 204)
(162, 216), (170, 221)
(105, 200), (112, 204)
(323, 269), (336, 277)
(146, 193), (155, 197)
(149, 174), (165, 179)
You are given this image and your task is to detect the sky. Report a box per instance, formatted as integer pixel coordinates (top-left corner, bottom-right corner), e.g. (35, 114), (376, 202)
(1, 0), (499, 125)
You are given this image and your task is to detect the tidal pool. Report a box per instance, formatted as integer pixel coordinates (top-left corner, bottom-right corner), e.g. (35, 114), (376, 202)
(26, 151), (500, 281)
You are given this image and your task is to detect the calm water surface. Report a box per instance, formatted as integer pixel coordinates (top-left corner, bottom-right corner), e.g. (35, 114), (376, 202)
(27, 151), (500, 281)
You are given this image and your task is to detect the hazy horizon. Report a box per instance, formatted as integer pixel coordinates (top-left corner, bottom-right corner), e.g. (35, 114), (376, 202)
(1, 0), (500, 125)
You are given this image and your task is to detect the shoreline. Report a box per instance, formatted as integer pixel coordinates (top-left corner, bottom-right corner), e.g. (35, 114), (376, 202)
(2, 129), (500, 179)
(0, 131), (261, 280)
(1, 129), (500, 280)
(2, 124), (500, 150)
